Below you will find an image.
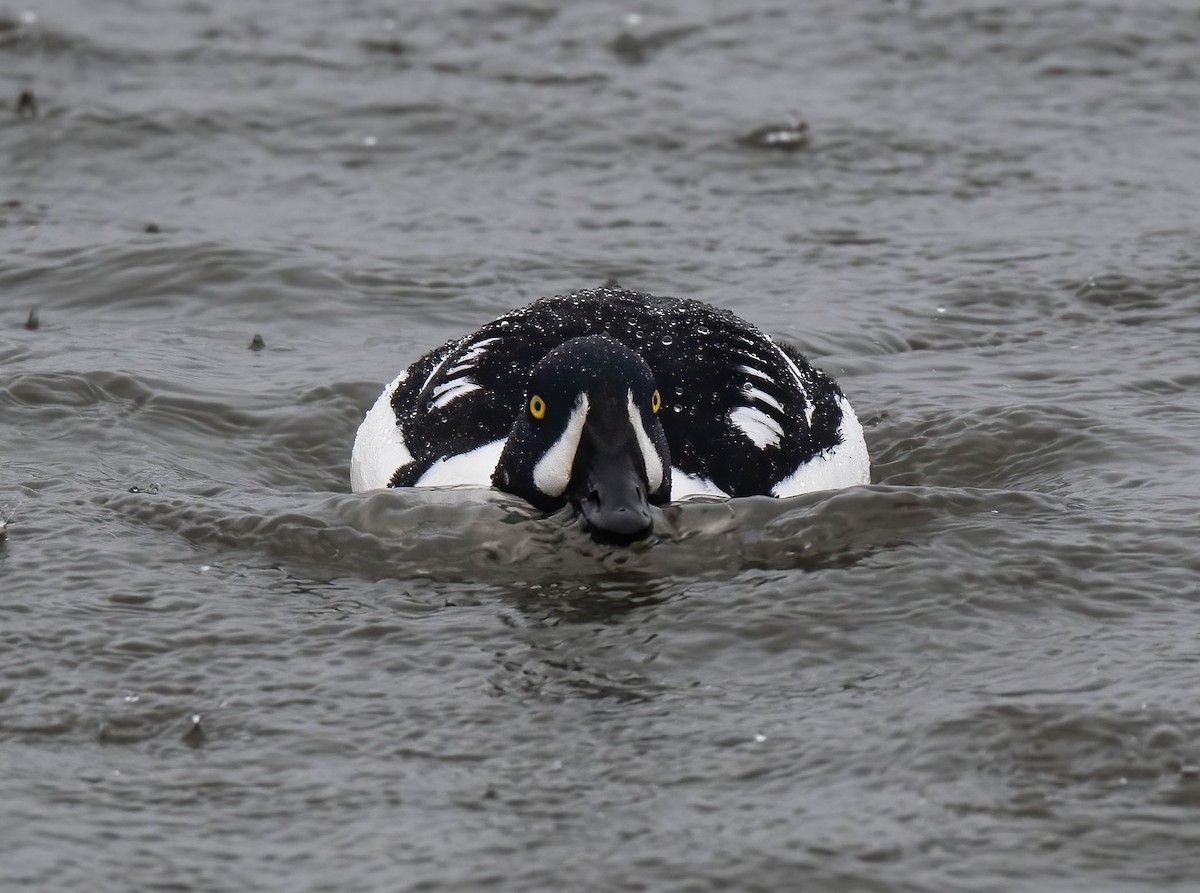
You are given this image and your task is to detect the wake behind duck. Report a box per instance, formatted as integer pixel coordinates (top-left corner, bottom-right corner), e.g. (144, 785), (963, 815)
(351, 287), (869, 539)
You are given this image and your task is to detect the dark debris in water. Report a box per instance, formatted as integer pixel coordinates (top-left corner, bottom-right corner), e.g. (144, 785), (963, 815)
(181, 713), (207, 748)
(607, 22), (701, 65)
(361, 37), (405, 57)
(108, 591), (155, 606)
(24, 309), (39, 330)
(16, 88), (37, 118)
(608, 31), (646, 64)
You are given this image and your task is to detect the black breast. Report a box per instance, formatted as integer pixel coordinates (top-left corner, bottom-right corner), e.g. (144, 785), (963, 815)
(388, 287), (846, 495)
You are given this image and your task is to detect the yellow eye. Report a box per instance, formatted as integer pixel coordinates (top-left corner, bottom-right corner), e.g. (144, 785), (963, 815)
(651, 389), (661, 413)
(530, 394), (546, 419)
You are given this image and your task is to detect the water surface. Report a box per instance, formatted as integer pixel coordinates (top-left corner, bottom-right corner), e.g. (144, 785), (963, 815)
(3, 2), (1200, 890)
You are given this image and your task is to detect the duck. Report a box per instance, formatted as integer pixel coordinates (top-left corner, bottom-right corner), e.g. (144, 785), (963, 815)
(351, 286), (869, 538)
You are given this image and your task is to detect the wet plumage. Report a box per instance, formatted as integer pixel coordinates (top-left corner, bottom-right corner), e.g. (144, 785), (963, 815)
(352, 287), (870, 535)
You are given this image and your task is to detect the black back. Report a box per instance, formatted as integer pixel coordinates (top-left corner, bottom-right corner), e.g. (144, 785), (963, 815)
(388, 287), (847, 496)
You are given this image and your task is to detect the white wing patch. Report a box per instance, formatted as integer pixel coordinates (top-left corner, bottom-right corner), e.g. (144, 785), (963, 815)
(771, 396), (870, 496)
(729, 405), (784, 449)
(533, 394), (589, 497)
(626, 391), (663, 491)
(351, 370), (413, 492)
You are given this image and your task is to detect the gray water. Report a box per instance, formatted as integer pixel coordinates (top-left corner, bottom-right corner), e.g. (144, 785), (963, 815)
(3, 1), (1200, 890)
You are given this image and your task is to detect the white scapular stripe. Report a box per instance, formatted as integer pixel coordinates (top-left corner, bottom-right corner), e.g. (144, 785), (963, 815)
(627, 391), (663, 491)
(418, 337), (497, 411)
(532, 394), (589, 497)
(430, 377), (481, 408)
(729, 405), (784, 449)
(447, 337), (498, 374)
(737, 363), (772, 382)
(744, 385), (783, 413)
(773, 342), (815, 428)
(417, 354), (451, 401)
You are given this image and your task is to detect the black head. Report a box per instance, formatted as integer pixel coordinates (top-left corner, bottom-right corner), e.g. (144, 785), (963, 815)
(492, 335), (672, 539)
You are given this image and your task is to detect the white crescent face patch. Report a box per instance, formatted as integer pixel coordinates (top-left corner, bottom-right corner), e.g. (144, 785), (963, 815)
(532, 394), (589, 497)
(627, 391), (663, 491)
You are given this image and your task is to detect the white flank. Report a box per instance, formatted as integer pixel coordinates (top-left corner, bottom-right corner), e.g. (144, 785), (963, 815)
(627, 391), (664, 491)
(532, 394), (590, 497)
(771, 396), (870, 497)
(729, 405), (784, 449)
(416, 438), (506, 488)
(430, 377), (481, 409)
(670, 468), (730, 499)
(351, 371), (413, 492)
